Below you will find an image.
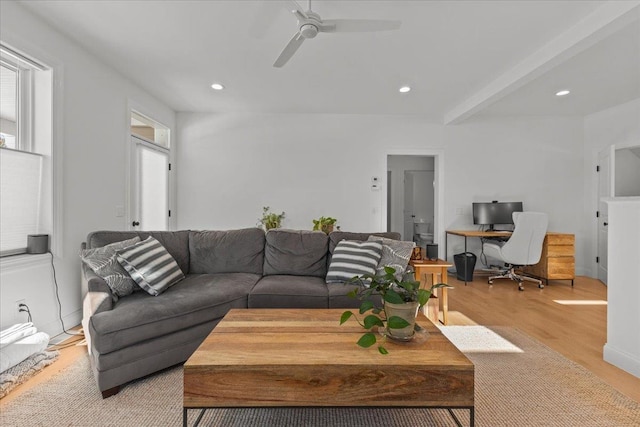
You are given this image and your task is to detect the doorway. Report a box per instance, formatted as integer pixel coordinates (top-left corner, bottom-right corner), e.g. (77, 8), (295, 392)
(387, 155), (436, 246)
(597, 145), (613, 284)
(129, 111), (171, 231)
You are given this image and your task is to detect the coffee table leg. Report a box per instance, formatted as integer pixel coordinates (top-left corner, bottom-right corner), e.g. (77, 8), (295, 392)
(447, 407), (474, 427)
(183, 408), (206, 427)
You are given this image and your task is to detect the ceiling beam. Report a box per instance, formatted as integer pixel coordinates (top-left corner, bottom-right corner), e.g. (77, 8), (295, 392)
(444, 1), (640, 125)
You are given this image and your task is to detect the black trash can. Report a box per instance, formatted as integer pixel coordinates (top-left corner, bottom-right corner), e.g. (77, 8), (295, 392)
(454, 252), (477, 282)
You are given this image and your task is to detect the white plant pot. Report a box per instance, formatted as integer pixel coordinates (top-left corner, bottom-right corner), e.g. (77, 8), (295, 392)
(384, 301), (419, 340)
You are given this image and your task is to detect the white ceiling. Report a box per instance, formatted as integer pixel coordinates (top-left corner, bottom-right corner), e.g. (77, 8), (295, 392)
(18, 0), (640, 123)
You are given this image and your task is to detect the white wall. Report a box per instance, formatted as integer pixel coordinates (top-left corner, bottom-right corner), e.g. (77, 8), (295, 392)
(444, 116), (585, 270)
(603, 197), (640, 378)
(584, 97), (640, 277)
(176, 113), (443, 233)
(177, 113), (587, 273)
(0, 2), (175, 337)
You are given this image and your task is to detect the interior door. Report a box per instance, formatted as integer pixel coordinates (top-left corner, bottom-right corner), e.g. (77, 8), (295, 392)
(131, 136), (169, 231)
(597, 145), (614, 284)
(403, 171), (414, 241)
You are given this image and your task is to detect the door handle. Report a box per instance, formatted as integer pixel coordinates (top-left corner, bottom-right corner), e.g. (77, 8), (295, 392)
(603, 222), (608, 226)
(132, 221), (140, 227)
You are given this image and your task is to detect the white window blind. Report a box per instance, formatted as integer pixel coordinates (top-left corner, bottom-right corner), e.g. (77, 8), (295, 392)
(0, 148), (43, 255)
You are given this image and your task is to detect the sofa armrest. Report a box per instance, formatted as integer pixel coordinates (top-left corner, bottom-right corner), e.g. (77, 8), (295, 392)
(81, 261), (113, 315)
(81, 261), (114, 356)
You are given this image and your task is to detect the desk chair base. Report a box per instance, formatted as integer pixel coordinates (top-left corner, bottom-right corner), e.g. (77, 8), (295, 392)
(488, 266), (544, 291)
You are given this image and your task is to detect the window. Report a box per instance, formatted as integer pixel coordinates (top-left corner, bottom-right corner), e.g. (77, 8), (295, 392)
(0, 44), (52, 257)
(0, 62), (19, 149)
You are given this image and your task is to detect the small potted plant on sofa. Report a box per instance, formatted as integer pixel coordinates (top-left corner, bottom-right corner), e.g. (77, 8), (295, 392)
(340, 267), (448, 354)
(312, 216), (338, 234)
(259, 206), (285, 231)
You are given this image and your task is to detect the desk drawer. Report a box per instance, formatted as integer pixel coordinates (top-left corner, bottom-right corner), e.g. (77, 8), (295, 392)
(547, 257), (575, 279)
(546, 233), (575, 245)
(546, 245), (574, 257)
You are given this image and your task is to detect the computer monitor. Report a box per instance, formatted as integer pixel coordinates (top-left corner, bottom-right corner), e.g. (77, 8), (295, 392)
(472, 201), (523, 231)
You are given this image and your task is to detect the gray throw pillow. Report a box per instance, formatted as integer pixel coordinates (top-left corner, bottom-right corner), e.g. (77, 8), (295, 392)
(326, 240), (382, 283)
(80, 236), (141, 301)
(116, 236), (184, 296)
(367, 235), (415, 276)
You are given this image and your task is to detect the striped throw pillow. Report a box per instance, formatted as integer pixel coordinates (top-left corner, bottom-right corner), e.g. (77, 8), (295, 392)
(326, 240), (383, 283)
(116, 236), (184, 296)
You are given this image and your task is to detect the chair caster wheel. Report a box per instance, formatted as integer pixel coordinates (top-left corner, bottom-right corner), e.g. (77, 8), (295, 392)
(488, 280), (493, 284)
(538, 284), (544, 289)
(518, 285), (524, 291)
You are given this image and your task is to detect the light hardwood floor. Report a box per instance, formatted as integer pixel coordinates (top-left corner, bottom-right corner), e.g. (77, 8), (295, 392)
(444, 273), (640, 403)
(1, 275), (639, 406)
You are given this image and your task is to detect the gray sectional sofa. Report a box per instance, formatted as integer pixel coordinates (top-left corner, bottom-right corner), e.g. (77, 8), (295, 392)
(81, 228), (399, 397)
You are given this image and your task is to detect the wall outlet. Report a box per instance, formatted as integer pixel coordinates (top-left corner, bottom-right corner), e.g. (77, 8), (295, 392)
(15, 299), (27, 322)
(16, 299), (26, 314)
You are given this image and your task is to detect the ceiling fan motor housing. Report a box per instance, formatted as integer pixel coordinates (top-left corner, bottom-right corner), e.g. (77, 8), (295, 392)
(300, 23), (318, 38)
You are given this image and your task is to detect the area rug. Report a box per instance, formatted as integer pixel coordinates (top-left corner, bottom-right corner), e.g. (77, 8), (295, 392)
(1, 327), (638, 426)
(0, 350), (59, 399)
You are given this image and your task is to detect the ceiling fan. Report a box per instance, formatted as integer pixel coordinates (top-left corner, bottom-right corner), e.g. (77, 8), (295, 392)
(273, 0), (402, 68)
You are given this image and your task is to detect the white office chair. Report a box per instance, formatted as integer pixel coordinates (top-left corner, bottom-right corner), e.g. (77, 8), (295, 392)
(483, 212), (548, 291)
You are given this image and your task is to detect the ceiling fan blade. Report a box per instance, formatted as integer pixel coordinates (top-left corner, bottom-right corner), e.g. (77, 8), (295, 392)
(283, 0), (308, 21)
(273, 32), (305, 68)
(320, 19), (401, 33)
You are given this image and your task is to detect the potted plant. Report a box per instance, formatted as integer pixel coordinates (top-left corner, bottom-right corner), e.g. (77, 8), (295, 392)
(340, 266), (448, 354)
(312, 216), (337, 234)
(258, 206), (285, 230)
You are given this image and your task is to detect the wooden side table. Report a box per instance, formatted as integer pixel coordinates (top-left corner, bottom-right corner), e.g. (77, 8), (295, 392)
(409, 258), (453, 325)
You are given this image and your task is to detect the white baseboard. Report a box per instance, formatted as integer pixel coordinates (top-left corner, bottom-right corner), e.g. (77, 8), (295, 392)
(603, 343), (640, 378)
(41, 309), (83, 342)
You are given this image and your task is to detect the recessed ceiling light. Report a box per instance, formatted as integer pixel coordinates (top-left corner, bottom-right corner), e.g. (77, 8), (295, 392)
(555, 90), (570, 96)
(211, 83), (224, 90)
(399, 86), (411, 93)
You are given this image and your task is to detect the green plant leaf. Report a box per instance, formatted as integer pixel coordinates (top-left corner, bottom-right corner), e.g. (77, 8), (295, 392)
(383, 266), (396, 275)
(363, 315), (384, 329)
(383, 289), (404, 304)
(378, 345), (389, 355)
(340, 311), (353, 325)
(417, 289), (430, 306)
(387, 315), (410, 329)
(357, 333), (377, 348)
(359, 300), (374, 314)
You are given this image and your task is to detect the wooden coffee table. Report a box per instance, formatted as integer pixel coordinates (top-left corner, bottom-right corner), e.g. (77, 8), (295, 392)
(183, 308), (474, 426)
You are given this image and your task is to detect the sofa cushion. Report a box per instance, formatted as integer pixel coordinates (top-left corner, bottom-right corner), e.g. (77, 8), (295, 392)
(189, 228), (265, 275)
(89, 273), (260, 354)
(116, 237), (185, 296)
(263, 229), (328, 277)
(86, 231), (190, 275)
(328, 231), (401, 255)
(80, 236), (141, 301)
(248, 275), (328, 308)
(326, 240), (383, 283)
(367, 235), (415, 276)
(328, 282), (383, 309)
